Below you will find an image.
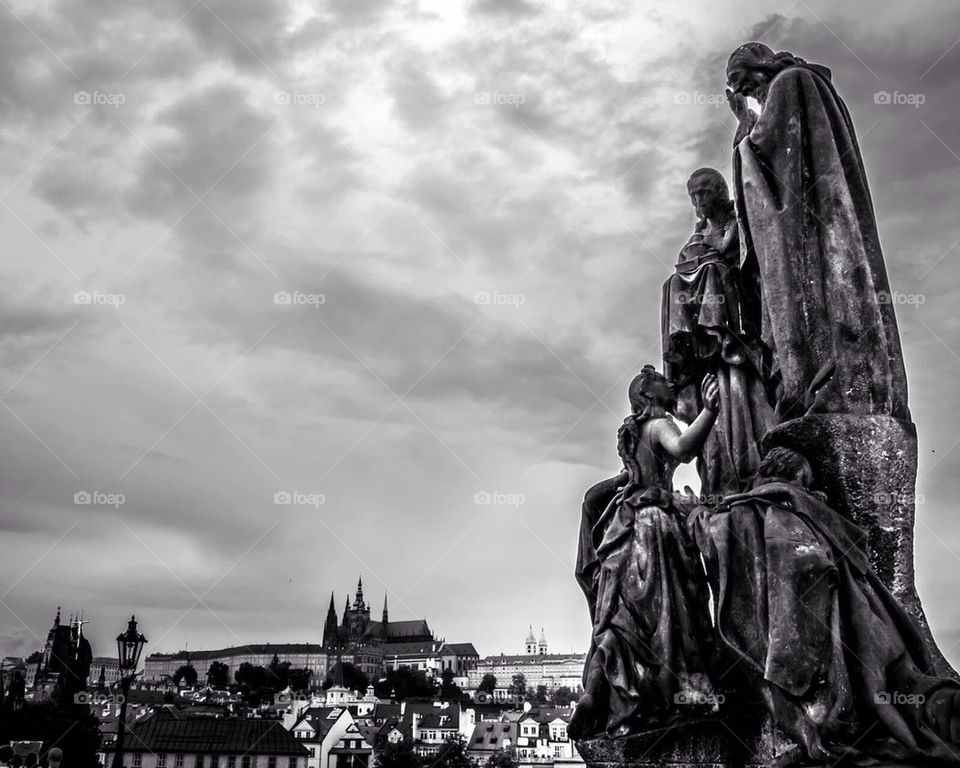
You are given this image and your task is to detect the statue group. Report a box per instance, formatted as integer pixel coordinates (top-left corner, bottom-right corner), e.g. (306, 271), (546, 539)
(571, 43), (960, 766)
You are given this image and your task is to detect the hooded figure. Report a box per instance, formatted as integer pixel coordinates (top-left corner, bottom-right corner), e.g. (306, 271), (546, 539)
(726, 43), (909, 422)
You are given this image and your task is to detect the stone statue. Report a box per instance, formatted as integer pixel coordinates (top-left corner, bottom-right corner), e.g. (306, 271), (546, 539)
(662, 168), (773, 494)
(692, 446), (960, 764)
(570, 367), (721, 739)
(726, 42), (909, 422)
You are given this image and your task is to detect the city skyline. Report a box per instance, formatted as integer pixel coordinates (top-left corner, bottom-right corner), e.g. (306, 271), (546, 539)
(3, 0), (960, 674)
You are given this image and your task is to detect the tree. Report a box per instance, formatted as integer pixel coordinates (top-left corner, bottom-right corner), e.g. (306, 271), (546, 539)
(324, 662), (369, 694)
(434, 736), (472, 768)
(235, 662), (268, 689)
(485, 749), (517, 768)
(507, 673), (526, 699)
(173, 664), (198, 687)
(288, 668), (312, 692)
(478, 674), (497, 694)
(268, 656), (292, 691)
(549, 686), (575, 707)
(373, 666), (437, 700)
(440, 669), (462, 700)
(207, 661), (230, 688)
(375, 741), (422, 768)
(532, 685), (548, 704)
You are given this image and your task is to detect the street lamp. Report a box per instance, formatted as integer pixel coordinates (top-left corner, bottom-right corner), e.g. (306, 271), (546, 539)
(112, 616), (147, 768)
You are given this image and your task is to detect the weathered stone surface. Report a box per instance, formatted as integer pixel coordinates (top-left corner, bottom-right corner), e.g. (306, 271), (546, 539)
(762, 413), (956, 680)
(574, 714), (796, 768)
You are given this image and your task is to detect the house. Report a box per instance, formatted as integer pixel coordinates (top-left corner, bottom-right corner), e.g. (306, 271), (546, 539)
(289, 706), (363, 768)
(101, 707), (308, 768)
(515, 708), (581, 766)
(466, 720), (517, 764)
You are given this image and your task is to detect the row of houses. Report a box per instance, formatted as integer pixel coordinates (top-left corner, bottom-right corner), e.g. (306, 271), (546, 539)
(284, 690), (582, 768)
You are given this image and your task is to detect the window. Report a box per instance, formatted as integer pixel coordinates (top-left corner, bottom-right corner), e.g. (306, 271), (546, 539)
(242, 757), (251, 768)
(228, 758), (237, 768)
(157, 756), (167, 768)
(132, 756), (142, 768)
(197, 756), (204, 768)
(268, 758), (277, 768)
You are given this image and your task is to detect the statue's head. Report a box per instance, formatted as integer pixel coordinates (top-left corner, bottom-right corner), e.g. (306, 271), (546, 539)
(687, 168), (731, 222)
(756, 446), (814, 488)
(726, 42), (804, 104)
(627, 365), (676, 416)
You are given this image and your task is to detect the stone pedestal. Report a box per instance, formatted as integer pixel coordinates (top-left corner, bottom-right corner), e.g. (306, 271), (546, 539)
(762, 413), (956, 680)
(574, 714), (796, 768)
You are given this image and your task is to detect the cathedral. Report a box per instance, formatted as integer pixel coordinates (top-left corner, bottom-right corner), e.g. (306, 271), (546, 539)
(322, 577), (434, 648)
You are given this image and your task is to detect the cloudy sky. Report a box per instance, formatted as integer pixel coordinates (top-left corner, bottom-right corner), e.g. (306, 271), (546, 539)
(2, 0), (960, 670)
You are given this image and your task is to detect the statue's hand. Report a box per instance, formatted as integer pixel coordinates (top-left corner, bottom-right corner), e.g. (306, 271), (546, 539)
(702, 373), (720, 413)
(726, 88), (748, 121)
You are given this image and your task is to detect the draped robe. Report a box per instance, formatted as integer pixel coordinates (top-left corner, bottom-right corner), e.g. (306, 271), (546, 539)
(733, 64), (910, 421)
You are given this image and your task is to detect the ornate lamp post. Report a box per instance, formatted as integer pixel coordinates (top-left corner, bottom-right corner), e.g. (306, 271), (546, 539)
(111, 616), (146, 768)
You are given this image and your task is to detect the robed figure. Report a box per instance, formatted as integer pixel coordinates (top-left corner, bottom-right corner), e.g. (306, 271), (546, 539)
(662, 168), (773, 494)
(726, 43), (909, 421)
(693, 447), (960, 764)
(570, 367), (721, 739)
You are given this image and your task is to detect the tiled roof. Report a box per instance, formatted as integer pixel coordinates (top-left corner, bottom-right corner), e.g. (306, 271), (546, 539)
(439, 643), (478, 656)
(117, 710), (308, 755)
(293, 707), (349, 740)
(418, 711), (459, 729)
(468, 722), (517, 752)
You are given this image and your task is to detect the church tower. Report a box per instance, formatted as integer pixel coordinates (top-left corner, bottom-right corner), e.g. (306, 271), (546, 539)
(382, 593), (389, 625)
(538, 627), (548, 655)
(525, 625), (537, 655)
(323, 592), (339, 648)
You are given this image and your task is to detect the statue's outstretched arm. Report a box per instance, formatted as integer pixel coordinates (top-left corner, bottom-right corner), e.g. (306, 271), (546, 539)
(655, 374), (719, 463)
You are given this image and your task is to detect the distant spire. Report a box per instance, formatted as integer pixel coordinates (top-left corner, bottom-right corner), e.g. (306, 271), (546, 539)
(355, 576), (365, 610)
(54, 607), (61, 627)
(382, 593), (389, 625)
